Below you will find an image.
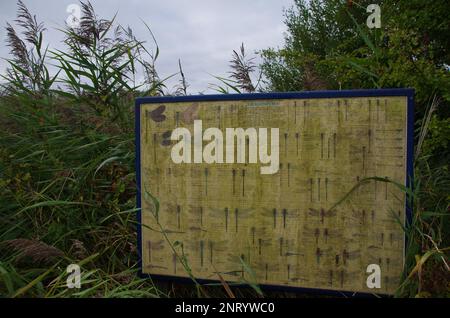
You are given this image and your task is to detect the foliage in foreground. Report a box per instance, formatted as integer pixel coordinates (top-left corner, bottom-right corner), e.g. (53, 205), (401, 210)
(0, 0), (449, 298)
(0, 0), (261, 298)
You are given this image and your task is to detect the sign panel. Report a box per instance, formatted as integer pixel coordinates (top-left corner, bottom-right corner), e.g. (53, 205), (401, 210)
(135, 89), (414, 295)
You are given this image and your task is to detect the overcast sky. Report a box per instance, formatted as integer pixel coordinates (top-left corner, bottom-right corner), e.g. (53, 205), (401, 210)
(0, 0), (293, 94)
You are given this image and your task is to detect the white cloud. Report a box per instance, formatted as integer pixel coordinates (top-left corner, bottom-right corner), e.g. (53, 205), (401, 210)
(0, 0), (292, 93)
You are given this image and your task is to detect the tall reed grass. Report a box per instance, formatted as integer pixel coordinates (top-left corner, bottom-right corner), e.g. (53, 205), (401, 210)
(0, 0), (448, 298)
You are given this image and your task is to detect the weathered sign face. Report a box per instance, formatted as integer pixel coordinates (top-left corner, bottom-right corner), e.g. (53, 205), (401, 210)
(135, 89), (414, 295)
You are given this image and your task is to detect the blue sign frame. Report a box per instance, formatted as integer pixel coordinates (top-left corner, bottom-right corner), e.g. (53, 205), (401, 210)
(135, 88), (414, 297)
